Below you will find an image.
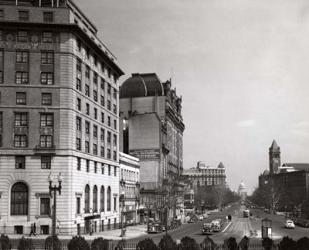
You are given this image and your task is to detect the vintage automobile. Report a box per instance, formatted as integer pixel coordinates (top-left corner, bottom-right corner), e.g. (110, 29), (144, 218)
(202, 222), (213, 235)
(285, 219), (295, 229)
(147, 222), (163, 233)
(211, 219), (223, 232)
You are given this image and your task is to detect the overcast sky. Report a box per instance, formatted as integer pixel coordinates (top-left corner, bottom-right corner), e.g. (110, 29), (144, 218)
(75, 0), (309, 193)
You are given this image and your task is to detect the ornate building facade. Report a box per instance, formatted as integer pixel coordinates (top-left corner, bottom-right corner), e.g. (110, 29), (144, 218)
(182, 161), (226, 190)
(0, 0), (123, 235)
(119, 73), (185, 222)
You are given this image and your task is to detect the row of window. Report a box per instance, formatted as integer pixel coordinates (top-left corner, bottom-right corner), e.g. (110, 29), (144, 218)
(10, 182), (117, 217)
(82, 185), (116, 214)
(13, 134), (52, 148)
(76, 138), (117, 160)
(0, 9), (54, 23)
(77, 158), (117, 176)
(0, 30), (54, 43)
(75, 39), (118, 84)
(76, 99), (117, 129)
(15, 156), (51, 169)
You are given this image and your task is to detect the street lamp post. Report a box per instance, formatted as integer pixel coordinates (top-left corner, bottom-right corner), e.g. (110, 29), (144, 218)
(120, 179), (126, 238)
(48, 173), (62, 237)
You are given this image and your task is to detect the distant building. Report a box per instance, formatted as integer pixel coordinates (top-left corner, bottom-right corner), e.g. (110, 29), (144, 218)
(238, 181), (247, 200)
(182, 161), (226, 191)
(119, 152), (140, 225)
(259, 140), (309, 217)
(119, 73), (185, 221)
(0, 0), (123, 235)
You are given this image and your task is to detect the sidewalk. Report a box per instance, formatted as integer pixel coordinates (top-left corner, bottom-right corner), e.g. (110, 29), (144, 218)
(7, 224), (148, 241)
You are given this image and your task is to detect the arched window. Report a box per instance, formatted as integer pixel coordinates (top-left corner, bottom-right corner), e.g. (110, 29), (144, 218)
(85, 185), (90, 213)
(107, 186), (111, 211)
(100, 186), (105, 212)
(93, 185), (97, 212)
(11, 182), (28, 215)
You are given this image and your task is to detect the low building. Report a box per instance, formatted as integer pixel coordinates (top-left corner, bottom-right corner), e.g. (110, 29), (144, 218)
(119, 152), (140, 226)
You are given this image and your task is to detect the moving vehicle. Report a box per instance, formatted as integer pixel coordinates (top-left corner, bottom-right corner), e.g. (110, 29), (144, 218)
(243, 209), (250, 218)
(211, 219), (222, 232)
(285, 219), (295, 229)
(147, 222), (163, 233)
(202, 223), (213, 235)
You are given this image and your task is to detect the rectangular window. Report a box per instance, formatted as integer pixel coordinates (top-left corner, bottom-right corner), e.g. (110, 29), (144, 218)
(76, 59), (82, 72)
(93, 125), (97, 138)
(77, 39), (81, 52)
(107, 131), (111, 144)
(16, 92), (26, 105)
(40, 113), (53, 127)
(100, 146), (105, 157)
(108, 116), (111, 127)
(113, 151), (117, 161)
(76, 197), (81, 214)
(17, 31), (28, 43)
(93, 56), (97, 67)
(76, 78), (81, 91)
(93, 90), (98, 102)
(15, 72), (29, 84)
(107, 100), (111, 111)
(0, 10), (4, 19)
(113, 134), (117, 146)
(86, 103), (90, 115)
(14, 135), (27, 148)
(113, 88), (117, 99)
(41, 51), (53, 64)
(85, 66), (90, 78)
(0, 71), (3, 84)
(16, 51), (28, 63)
(76, 137), (81, 150)
(85, 121), (90, 134)
(42, 32), (53, 43)
(94, 108), (97, 119)
(40, 198), (50, 216)
(101, 112), (104, 123)
(76, 116), (81, 131)
(19, 11), (29, 21)
(41, 156), (51, 169)
(100, 128), (105, 142)
(113, 120), (117, 130)
(41, 72), (53, 85)
(93, 72), (98, 84)
(85, 84), (90, 97)
(15, 156), (25, 169)
(93, 144), (97, 155)
(113, 104), (117, 114)
(77, 157), (81, 171)
(14, 113), (28, 126)
(77, 98), (81, 111)
(114, 166), (117, 176)
(43, 12), (53, 22)
(107, 149), (111, 159)
(100, 95), (105, 106)
(40, 135), (53, 148)
(108, 165), (111, 176)
(41, 93), (52, 105)
(107, 84), (111, 95)
(86, 159), (89, 172)
(85, 141), (89, 153)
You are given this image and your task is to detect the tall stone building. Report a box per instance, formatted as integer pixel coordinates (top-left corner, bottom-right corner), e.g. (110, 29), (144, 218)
(0, 0), (123, 235)
(269, 140), (281, 174)
(119, 73), (185, 221)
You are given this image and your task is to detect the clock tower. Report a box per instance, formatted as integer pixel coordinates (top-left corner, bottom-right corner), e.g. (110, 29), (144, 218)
(269, 140), (281, 174)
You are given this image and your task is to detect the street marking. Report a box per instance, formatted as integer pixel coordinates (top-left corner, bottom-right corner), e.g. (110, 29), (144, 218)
(222, 221), (232, 233)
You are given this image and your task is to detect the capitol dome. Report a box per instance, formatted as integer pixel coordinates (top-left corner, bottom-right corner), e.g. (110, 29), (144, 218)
(120, 73), (165, 98)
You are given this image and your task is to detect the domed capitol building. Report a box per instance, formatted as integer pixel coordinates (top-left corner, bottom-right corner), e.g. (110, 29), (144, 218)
(238, 180), (247, 200)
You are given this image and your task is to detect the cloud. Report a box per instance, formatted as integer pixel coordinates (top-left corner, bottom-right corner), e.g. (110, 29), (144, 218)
(236, 119), (256, 127)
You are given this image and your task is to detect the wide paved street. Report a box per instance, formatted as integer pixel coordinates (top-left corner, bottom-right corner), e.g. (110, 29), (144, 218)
(128, 203), (309, 244)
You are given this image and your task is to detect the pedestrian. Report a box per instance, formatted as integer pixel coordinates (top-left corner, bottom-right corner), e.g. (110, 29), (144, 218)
(29, 223), (34, 236)
(33, 223), (36, 236)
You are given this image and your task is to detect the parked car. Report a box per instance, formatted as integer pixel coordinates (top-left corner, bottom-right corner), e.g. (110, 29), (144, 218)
(285, 219), (295, 229)
(294, 218), (309, 228)
(202, 223), (213, 235)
